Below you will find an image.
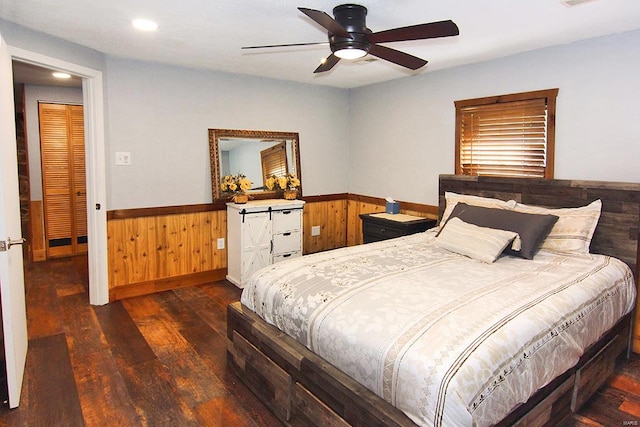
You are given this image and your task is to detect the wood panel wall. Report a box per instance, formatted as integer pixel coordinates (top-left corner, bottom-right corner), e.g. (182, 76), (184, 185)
(302, 198), (348, 253)
(29, 200), (46, 262)
(107, 210), (227, 300)
(106, 195), (437, 301)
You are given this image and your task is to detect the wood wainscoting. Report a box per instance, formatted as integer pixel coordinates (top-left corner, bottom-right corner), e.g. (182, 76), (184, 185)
(106, 195), (438, 301)
(107, 205), (228, 301)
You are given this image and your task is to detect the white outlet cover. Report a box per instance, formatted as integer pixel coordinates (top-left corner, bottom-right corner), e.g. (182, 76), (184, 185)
(311, 226), (321, 236)
(115, 151), (132, 165)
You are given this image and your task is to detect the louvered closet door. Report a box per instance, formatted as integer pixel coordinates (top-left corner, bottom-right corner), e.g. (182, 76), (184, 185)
(39, 103), (87, 258)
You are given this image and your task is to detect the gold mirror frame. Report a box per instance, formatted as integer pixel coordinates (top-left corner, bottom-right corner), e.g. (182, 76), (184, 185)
(209, 128), (302, 202)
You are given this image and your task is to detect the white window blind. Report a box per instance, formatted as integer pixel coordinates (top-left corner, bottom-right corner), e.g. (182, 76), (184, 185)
(455, 89), (558, 179)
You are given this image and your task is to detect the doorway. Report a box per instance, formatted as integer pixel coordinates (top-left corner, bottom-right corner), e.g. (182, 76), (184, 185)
(8, 46), (109, 306)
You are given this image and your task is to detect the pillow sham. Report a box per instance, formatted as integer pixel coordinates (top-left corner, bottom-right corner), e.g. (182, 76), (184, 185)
(435, 217), (518, 263)
(446, 203), (559, 259)
(440, 192), (516, 225)
(513, 199), (602, 254)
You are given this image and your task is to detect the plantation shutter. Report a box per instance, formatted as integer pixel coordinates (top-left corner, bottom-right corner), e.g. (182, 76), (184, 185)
(455, 89), (558, 179)
(260, 142), (288, 185)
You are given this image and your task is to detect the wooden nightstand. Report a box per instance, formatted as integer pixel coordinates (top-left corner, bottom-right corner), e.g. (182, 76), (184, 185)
(360, 213), (437, 244)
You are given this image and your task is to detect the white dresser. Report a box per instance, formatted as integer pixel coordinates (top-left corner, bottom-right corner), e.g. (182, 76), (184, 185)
(226, 199), (305, 288)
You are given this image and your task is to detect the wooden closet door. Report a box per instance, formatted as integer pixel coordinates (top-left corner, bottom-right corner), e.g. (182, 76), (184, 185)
(39, 103), (87, 258)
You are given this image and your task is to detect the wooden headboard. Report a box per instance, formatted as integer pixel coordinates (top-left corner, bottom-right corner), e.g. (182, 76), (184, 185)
(439, 174), (640, 352)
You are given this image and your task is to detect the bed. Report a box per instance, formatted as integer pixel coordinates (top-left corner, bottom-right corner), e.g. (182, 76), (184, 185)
(227, 175), (640, 427)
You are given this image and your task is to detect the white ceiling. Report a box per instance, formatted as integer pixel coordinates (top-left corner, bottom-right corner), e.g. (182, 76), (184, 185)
(2, 0), (640, 89)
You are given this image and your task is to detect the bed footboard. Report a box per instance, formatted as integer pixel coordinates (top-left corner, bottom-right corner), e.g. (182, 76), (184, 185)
(227, 301), (631, 427)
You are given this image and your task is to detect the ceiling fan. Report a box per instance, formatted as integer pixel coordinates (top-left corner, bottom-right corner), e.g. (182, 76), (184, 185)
(242, 4), (459, 73)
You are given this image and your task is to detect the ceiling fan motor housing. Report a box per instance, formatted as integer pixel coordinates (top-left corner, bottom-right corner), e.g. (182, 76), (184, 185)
(329, 4), (372, 54)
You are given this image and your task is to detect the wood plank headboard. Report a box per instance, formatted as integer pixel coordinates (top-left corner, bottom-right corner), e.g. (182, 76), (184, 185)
(438, 175), (640, 352)
(439, 174), (640, 352)
(439, 174), (640, 276)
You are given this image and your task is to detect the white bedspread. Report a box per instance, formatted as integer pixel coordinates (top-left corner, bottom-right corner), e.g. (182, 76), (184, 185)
(241, 229), (636, 426)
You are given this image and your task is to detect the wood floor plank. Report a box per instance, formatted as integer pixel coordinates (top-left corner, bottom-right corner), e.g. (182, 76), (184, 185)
(134, 310), (226, 409)
(25, 333), (85, 426)
(94, 301), (157, 366)
(57, 293), (141, 426)
(24, 263), (64, 339)
(118, 358), (198, 426)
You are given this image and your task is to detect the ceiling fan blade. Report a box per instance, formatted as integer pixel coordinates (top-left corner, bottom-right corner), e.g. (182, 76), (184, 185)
(314, 54), (340, 73)
(368, 20), (459, 44)
(368, 44), (427, 70)
(298, 7), (351, 38)
(242, 41), (328, 50)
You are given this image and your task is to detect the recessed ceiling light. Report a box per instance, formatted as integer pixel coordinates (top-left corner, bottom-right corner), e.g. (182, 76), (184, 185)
(132, 18), (158, 31)
(52, 72), (71, 79)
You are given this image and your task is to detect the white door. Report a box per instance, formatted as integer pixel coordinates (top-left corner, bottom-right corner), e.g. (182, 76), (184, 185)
(0, 34), (28, 408)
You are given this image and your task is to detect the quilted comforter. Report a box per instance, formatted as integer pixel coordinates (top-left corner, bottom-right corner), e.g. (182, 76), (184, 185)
(240, 229), (636, 426)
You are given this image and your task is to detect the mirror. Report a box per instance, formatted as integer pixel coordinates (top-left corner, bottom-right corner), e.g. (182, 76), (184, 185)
(209, 129), (302, 202)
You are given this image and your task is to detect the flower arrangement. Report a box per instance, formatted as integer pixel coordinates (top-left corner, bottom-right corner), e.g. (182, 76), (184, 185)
(221, 173), (252, 203)
(265, 173), (300, 191)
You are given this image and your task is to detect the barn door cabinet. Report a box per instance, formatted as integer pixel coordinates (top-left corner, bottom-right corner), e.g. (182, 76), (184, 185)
(226, 199), (305, 288)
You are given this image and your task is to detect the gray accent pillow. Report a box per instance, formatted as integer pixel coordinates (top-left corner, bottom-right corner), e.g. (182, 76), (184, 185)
(446, 203), (559, 259)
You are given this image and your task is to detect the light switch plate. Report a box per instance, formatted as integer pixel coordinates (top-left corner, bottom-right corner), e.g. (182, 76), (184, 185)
(115, 152), (132, 165)
(217, 238), (225, 249)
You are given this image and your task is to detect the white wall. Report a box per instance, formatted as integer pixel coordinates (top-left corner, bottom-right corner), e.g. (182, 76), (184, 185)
(23, 85), (83, 199)
(104, 58), (350, 209)
(349, 30), (640, 206)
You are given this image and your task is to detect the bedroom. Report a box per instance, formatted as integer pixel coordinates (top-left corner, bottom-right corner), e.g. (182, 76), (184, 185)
(0, 0), (639, 425)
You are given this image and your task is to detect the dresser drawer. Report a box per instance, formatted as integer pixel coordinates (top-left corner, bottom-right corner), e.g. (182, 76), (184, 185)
(273, 230), (302, 255)
(273, 209), (302, 234)
(273, 251), (301, 263)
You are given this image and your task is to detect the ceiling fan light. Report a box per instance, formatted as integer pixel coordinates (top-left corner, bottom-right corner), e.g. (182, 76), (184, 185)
(334, 48), (368, 60)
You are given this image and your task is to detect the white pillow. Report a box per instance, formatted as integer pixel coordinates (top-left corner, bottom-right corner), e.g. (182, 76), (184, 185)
(435, 217), (518, 263)
(513, 199), (602, 254)
(441, 192), (517, 225)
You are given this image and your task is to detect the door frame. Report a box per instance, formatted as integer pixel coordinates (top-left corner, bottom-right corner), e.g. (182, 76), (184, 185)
(9, 47), (108, 305)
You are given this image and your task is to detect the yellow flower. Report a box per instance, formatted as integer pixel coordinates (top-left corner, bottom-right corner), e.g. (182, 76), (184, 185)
(239, 177), (252, 192)
(289, 177), (300, 188)
(220, 173), (251, 195)
(266, 177), (276, 190)
(277, 176), (288, 190)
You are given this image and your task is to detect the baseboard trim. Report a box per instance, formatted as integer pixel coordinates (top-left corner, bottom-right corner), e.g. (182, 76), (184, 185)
(109, 268), (227, 301)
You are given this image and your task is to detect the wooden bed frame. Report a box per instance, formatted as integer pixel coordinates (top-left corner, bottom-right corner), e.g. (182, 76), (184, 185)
(227, 175), (640, 427)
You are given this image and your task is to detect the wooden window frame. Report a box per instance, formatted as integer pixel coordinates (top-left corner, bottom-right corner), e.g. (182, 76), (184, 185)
(455, 88), (558, 179)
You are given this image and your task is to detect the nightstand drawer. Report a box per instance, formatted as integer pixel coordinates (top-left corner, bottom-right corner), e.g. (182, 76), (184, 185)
(362, 222), (405, 240)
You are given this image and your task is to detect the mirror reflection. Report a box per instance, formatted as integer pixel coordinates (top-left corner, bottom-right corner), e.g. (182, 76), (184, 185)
(209, 129), (302, 201)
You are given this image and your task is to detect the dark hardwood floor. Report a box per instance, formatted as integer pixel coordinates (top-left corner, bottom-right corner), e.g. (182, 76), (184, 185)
(0, 256), (638, 426)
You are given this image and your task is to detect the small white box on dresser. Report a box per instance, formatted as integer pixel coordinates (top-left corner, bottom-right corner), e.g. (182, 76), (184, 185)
(226, 199), (305, 288)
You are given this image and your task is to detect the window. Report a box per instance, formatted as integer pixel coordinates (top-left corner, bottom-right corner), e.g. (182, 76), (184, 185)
(260, 141), (288, 185)
(455, 89), (558, 179)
